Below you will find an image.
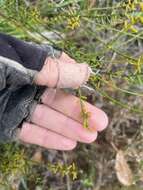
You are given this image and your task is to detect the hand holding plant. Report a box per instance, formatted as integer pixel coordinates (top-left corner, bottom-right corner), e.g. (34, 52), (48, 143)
(19, 53), (108, 150)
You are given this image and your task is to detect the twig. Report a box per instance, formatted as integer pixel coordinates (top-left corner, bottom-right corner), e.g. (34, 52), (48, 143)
(63, 152), (71, 190)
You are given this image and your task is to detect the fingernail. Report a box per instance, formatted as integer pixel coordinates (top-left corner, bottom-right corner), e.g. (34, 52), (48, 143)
(62, 139), (77, 149)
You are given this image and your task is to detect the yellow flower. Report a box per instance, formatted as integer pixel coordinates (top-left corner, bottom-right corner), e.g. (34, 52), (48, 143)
(140, 16), (143, 24)
(139, 2), (143, 11)
(67, 15), (80, 30)
(124, 20), (129, 30)
(128, 0), (131, 5)
(131, 3), (136, 10)
(129, 25), (138, 33)
(130, 16), (136, 25)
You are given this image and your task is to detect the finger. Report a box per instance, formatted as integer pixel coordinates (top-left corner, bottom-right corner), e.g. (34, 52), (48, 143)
(40, 88), (108, 131)
(34, 57), (58, 87)
(19, 122), (77, 151)
(59, 52), (77, 64)
(30, 104), (98, 143)
(34, 52), (77, 87)
(34, 56), (92, 89)
(56, 62), (91, 88)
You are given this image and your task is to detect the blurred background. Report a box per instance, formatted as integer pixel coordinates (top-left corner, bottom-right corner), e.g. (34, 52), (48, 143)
(0, 0), (143, 189)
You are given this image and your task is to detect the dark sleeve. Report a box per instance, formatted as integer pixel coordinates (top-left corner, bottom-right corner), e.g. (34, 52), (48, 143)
(0, 33), (61, 71)
(0, 33), (62, 143)
(0, 56), (38, 142)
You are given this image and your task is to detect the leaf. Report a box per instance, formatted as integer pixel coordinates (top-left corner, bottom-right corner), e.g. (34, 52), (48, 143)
(115, 150), (133, 186)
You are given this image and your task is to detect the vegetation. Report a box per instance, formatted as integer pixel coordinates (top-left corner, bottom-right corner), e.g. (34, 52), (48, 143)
(0, 0), (143, 189)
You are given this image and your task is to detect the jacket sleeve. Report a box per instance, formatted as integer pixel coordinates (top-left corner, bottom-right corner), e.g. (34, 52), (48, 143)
(0, 33), (62, 142)
(0, 56), (38, 142)
(0, 32), (62, 71)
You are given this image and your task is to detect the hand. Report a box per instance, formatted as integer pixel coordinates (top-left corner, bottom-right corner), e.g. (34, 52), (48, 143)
(18, 53), (108, 150)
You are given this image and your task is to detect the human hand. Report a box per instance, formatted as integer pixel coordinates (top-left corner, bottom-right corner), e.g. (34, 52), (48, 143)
(19, 53), (108, 150)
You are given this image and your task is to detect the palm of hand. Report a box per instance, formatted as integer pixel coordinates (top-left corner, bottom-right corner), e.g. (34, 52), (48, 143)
(19, 53), (108, 150)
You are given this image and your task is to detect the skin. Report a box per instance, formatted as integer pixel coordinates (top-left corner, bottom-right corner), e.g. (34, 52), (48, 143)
(19, 53), (108, 151)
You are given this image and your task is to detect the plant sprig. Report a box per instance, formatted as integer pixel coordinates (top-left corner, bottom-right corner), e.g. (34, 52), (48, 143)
(78, 88), (91, 129)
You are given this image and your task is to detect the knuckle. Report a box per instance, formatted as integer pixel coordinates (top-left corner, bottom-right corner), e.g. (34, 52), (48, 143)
(40, 88), (57, 106)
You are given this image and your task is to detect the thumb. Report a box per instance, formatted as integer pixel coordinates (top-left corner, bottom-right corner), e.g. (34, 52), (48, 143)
(56, 61), (92, 89)
(34, 57), (92, 89)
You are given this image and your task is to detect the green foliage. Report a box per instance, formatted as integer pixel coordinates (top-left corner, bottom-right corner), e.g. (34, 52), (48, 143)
(0, 143), (27, 175)
(48, 162), (78, 180)
(78, 88), (91, 129)
(0, 0), (43, 40)
(0, 143), (30, 188)
(81, 177), (94, 188)
(0, 143), (78, 188)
